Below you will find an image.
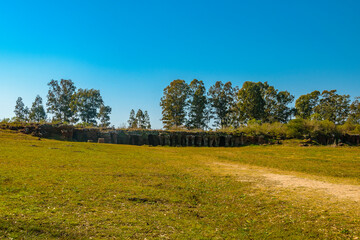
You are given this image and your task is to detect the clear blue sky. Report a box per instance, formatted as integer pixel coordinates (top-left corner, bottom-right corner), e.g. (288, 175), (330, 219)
(0, 0), (359, 129)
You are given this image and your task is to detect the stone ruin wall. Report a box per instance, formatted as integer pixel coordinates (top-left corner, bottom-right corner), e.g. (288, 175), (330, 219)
(1, 124), (360, 147)
(72, 128), (271, 147)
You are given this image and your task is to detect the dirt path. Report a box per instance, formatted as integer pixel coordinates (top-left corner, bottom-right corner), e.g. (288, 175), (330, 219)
(212, 162), (360, 202)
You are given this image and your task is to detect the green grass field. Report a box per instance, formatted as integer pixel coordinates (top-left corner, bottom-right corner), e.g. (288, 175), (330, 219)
(1, 130), (360, 239)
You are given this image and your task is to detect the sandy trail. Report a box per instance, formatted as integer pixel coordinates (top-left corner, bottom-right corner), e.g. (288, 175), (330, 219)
(212, 162), (360, 202)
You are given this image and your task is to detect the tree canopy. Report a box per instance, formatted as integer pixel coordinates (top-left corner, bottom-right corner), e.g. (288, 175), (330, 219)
(29, 95), (46, 122)
(46, 79), (77, 123)
(349, 97), (360, 124)
(295, 91), (320, 119)
(187, 79), (209, 129)
(160, 80), (190, 129)
(72, 88), (103, 125)
(98, 105), (112, 127)
(13, 80), (112, 126)
(127, 109), (151, 129)
(159, 80), (356, 130)
(10, 78), (359, 130)
(14, 97), (28, 122)
(208, 81), (236, 128)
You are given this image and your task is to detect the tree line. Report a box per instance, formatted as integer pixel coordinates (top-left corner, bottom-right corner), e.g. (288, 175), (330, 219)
(160, 79), (360, 130)
(13, 79), (112, 127)
(9, 78), (360, 131)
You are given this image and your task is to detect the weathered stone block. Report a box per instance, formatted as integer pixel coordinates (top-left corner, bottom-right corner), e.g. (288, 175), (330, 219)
(203, 137), (209, 147)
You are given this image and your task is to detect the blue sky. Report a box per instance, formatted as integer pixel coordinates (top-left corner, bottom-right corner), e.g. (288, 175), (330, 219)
(0, 0), (359, 128)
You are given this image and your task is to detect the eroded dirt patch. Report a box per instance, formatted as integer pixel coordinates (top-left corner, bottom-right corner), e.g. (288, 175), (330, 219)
(212, 162), (360, 202)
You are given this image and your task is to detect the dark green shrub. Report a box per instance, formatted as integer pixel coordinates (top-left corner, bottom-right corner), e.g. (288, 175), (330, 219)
(286, 119), (308, 139)
(311, 120), (338, 138)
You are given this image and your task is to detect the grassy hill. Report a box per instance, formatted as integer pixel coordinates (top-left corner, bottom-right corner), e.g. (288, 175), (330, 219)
(0, 130), (360, 239)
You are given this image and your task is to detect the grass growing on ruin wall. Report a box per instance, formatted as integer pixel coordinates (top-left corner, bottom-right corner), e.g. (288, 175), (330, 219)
(0, 130), (360, 239)
(2, 119), (360, 139)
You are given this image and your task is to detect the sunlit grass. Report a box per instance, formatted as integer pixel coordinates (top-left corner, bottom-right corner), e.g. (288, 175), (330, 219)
(0, 130), (359, 239)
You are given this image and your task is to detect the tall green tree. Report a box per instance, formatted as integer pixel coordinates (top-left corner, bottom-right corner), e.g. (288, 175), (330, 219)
(14, 97), (27, 122)
(261, 83), (277, 122)
(24, 107), (30, 122)
(128, 109), (137, 128)
(29, 95), (46, 122)
(349, 97), (360, 124)
(46, 79), (77, 123)
(187, 79), (209, 129)
(127, 109), (151, 129)
(295, 91), (321, 119)
(236, 81), (265, 123)
(72, 88), (103, 125)
(98, 104), (112, 127)
(208, 81), (237, 128)
(262, 83), (294, 123)
(160, 80), (190, 129)
(136, 109), (145, 129)
(236, 81), (294, 124)
(273, 91), (295, 123)
(314, 90), (350, 124)
(143, 111), (151, 129)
